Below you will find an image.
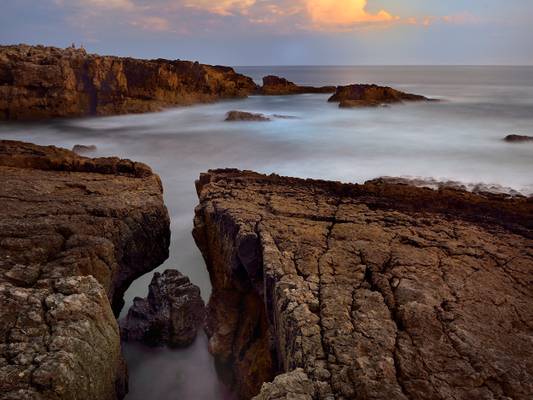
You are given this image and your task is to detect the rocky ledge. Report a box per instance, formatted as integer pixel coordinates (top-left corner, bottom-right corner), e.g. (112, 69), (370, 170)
(0, 140), (170, 399)
(328, 84), (430, 108)
(193, 169), (532, 400)
(120, 269), (205, 347)
(0, 44), (257, 120)
(260, 75), (336, 95)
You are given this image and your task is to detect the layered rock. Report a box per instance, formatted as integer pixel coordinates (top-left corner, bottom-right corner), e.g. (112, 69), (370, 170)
(0, 140), (170, 399)
(120, 269), (205, 347)
(260, 75), (336, 95)
(328, 84), (429, 108)
(0, 44), (258, 120)
(193, 169), (533, 400)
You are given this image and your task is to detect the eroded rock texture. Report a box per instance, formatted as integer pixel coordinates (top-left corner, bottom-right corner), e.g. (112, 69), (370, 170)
(120, 269), (205, 347)
(260, 75), (336, 95)
(328, 84), (429, 108)
(0, 44), (258, 120)
(193, 169), (533, 400)
(0, 140), (170, 399)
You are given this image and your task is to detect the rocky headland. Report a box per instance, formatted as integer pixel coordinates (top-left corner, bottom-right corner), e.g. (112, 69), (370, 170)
(328, 84), (430, 108)
(0, 44), (258, 120)
(0, 140), (170, 399)
(259, 75), (336, 95)
(120, 269), (205, 347)
(193, 169), (533, 400)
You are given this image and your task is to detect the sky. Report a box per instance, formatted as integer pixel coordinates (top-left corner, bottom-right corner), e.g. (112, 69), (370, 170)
(1, 0), (532, 65)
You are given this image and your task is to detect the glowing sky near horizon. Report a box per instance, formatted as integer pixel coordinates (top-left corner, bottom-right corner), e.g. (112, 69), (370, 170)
(1, 0), (532, 65)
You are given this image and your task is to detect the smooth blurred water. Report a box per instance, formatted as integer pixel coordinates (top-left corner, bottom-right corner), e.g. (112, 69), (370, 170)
(0, 66), (532, 399)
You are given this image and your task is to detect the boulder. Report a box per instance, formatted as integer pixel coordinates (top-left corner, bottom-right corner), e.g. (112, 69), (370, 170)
(0, 140), (170, 400)
(193, 169), (533, 400)
(328, 84), (430, 108)
(504, 134), (533, 143)
(120, 269), (205, 347)
(225, 110), (271, 121)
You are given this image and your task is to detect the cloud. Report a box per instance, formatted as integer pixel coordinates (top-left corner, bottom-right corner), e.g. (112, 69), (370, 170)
(305, 0), (397, 26)
(54, 0), (137, 11)
(183, 0), (256, 16)
(130, 16), (172, 32)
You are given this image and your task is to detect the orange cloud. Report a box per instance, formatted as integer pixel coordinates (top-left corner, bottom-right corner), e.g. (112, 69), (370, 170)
(306, 0), (396, 26)
(184, 0), (256, 16)
(130, 16), (172, 32)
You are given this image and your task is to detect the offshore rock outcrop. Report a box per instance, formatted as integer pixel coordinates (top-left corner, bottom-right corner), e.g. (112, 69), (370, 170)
(328, 84), (430, 108)
(0, 140), (170, 399)
(120, 269), (205, 347)
(260, 75), (336, 95)
(504, 134), (533, 143)
(225, 111), (271, 122)
(193, 169), (533, 400)
(0, 44), (258, 120)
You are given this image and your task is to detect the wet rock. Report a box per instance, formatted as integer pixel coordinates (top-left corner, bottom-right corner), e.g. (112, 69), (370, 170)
(260, 75), (336, 95)
(253, 369), (316, 400)
(504, 134), (533, 143)
(0, 44), (258, 120)
(120, 269), (205, 347)
(328, 84), (430, 108)
(72, 144), (97, 154)
(0, 140), (170, 400)
(225, 110), (271, 121)
(193, 169), (533, 400)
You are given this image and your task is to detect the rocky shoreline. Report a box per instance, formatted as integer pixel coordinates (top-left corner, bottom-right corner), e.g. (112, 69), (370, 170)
(0, 140), (170, 399)
(193, 169), (533, 399)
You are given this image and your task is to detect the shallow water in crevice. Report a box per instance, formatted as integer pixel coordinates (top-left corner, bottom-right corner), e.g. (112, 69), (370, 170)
(0, 66), (532, 399)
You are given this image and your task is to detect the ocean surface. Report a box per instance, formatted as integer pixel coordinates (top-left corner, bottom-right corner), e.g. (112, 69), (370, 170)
(1, 66), (532, 399)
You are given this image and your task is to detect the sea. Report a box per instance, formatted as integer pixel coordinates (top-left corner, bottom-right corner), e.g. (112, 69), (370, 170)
(1, 66), (532, 399)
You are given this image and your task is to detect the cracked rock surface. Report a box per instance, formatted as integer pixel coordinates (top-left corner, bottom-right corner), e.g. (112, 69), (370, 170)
(193, 169), (533, 400)
(0, 140), (170, 399)
(120, 269), (205, 347)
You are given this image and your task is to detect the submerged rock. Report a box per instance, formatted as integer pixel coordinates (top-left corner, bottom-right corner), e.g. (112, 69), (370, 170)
(225, 110), (271, 121)
(329, 84), (430, 108)
(120, 269), (205, 347)
(504, 134), (533, 143)
(0, 44), (258, 120)
(260, 75), (336, 95)
(193, 169), (533, 399)
(72, 144), (97, 154)
(0, 140), (170, 400)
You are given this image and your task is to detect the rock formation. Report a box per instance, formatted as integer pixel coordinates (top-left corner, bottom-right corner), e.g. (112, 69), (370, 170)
(260, 75), (336, 95)
(0, 44), (258, 120)
(120, 269), (205, 347)
(328, 84), (429, 108)
(504, 134), (533, 143)
(225, 111), (271, 122)
(0, 140), (170, 400)
(193, 169), (533, 400)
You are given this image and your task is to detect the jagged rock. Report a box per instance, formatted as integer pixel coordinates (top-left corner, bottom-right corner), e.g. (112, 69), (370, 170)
(0, 140), (170, 400)
(193, 169), (533, 400)
(120, 269), (205, 347)
(504, 134), (533, 143)
(225, 111), (271, 121)
(253, 369), (316, 400)
(72, 144), (97, 154)
(260, 75), (336, 95)
(0, 44), (258, 120)
(328, 84), (430, 108)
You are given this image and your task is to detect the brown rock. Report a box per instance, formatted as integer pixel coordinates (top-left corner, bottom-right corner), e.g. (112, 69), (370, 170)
(225, 110), (271, 121)
(260, 75), (336, 95)
(120, 269), (205, 347)
(328, 84), (430, 108)
(0, 140), (171, 400)
(193, 169), (533, 400)
(504, 134), (533, 143)
(0, 44), (258, 120)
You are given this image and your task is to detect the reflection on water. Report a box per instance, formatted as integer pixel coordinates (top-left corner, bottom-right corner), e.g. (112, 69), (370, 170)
(0, 66), (532, 399)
